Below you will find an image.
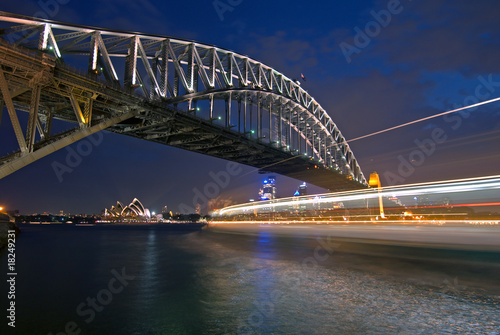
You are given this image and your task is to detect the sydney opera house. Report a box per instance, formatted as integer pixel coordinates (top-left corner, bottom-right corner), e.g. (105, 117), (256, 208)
(103, 198), (151, 221)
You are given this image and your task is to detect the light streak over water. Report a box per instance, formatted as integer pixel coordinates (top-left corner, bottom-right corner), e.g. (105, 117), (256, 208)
(213, 175), (500, 220)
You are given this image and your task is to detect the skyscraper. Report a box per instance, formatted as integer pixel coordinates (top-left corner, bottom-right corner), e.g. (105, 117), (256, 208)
(259, 176), (277, 200)
(298, 182), (307, 196)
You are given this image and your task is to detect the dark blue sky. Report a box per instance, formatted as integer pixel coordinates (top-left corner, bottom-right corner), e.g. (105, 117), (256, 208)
(1, 0), (499, 214)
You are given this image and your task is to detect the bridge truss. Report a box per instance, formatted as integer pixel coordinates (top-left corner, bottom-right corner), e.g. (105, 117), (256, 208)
(0, 11), (367, 190)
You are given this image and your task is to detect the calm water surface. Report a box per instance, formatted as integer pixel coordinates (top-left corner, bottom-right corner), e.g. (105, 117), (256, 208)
(1, 224), (499, 334)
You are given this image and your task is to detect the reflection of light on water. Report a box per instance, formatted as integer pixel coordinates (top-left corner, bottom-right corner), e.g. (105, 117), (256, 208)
(257, 231), (272, 245)
(191, 229), (500, 334)
(142, 229), (158, 288)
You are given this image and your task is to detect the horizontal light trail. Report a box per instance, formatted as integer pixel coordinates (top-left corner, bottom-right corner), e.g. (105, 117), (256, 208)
(209, 220), (500, 225)
(214, 175), (500, 217)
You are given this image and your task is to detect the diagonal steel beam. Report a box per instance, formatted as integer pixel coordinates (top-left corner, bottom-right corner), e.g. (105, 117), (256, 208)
(0, 100), (3, 128)
(137, 38), (160, 96)
(0, 110), (139, 179)
(0, 67), (27, 153)
(68, 92), (87, 126)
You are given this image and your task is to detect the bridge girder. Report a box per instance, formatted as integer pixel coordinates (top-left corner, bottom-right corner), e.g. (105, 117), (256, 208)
(0, 11), (367, 190)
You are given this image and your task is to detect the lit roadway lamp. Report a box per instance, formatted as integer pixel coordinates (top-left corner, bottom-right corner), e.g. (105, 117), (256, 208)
(369, 172), (386, 219)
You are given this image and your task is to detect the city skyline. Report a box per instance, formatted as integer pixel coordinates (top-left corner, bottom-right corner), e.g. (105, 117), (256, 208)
(6, 177), (314, 215)
(0, 0), (499, 214)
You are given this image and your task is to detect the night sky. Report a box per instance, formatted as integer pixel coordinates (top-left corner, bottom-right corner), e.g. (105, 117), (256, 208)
(1, 0), (499, 215)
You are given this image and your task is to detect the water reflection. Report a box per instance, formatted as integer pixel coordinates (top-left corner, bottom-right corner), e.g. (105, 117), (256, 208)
(1, 224), (499, 334)
(141, 228), (158, 292)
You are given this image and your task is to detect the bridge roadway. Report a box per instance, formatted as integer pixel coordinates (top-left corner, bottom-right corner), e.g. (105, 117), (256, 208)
(0, 12), (367, 191)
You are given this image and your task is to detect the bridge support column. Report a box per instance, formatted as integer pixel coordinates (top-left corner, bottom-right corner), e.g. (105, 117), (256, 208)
(269, 99), (272, 144)
(303, 118), (307, 155)
(26, 85), (41, 152)
(278, 105), (282, 147)
(297, 111), (301, 154)
(88, 32), (98, 78)
(311, 130), (315, 159)
(288, 110), (292, 151)
(209, 94), (214, 119)
(151, 56), (158, 100)
(124, 36), (138, 93)
(249, 100), (253, 138)
(238, 98), (241, 133)
(243, 92), (247, 134)
(44, 107), (53, 137)
(226, 92), (231, 128)
(256, 94), (261, 139)
(159, 41), (169, 98)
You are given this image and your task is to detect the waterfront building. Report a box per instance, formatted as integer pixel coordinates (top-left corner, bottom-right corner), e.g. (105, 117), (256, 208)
(103, 198), (151, 221)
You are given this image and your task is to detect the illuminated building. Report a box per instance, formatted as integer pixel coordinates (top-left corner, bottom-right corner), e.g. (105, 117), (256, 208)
(259, 176), (277, 200)
(103, 198), (151, 220)
(295, 182), (307, 196)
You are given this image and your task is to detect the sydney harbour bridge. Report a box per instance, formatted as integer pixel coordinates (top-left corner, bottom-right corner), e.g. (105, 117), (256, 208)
(0, 11), (367, 191)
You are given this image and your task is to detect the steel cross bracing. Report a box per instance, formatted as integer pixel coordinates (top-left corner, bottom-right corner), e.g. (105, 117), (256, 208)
(0, 12), (367, 190)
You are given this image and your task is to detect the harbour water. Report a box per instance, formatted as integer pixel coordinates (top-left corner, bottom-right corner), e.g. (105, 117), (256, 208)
(1, 224), (499, 334)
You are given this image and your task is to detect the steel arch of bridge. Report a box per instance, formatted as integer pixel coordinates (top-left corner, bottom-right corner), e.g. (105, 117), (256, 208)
(0, 12), (367, 189)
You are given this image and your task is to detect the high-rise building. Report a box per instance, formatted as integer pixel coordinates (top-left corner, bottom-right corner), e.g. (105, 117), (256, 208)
(294, 182), (307, 196)
(259, 176), (277, 200)
(297, 182), (307, 196)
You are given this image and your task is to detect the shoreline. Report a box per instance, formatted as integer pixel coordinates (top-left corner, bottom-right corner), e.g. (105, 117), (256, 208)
(0, 215), (20, 251)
